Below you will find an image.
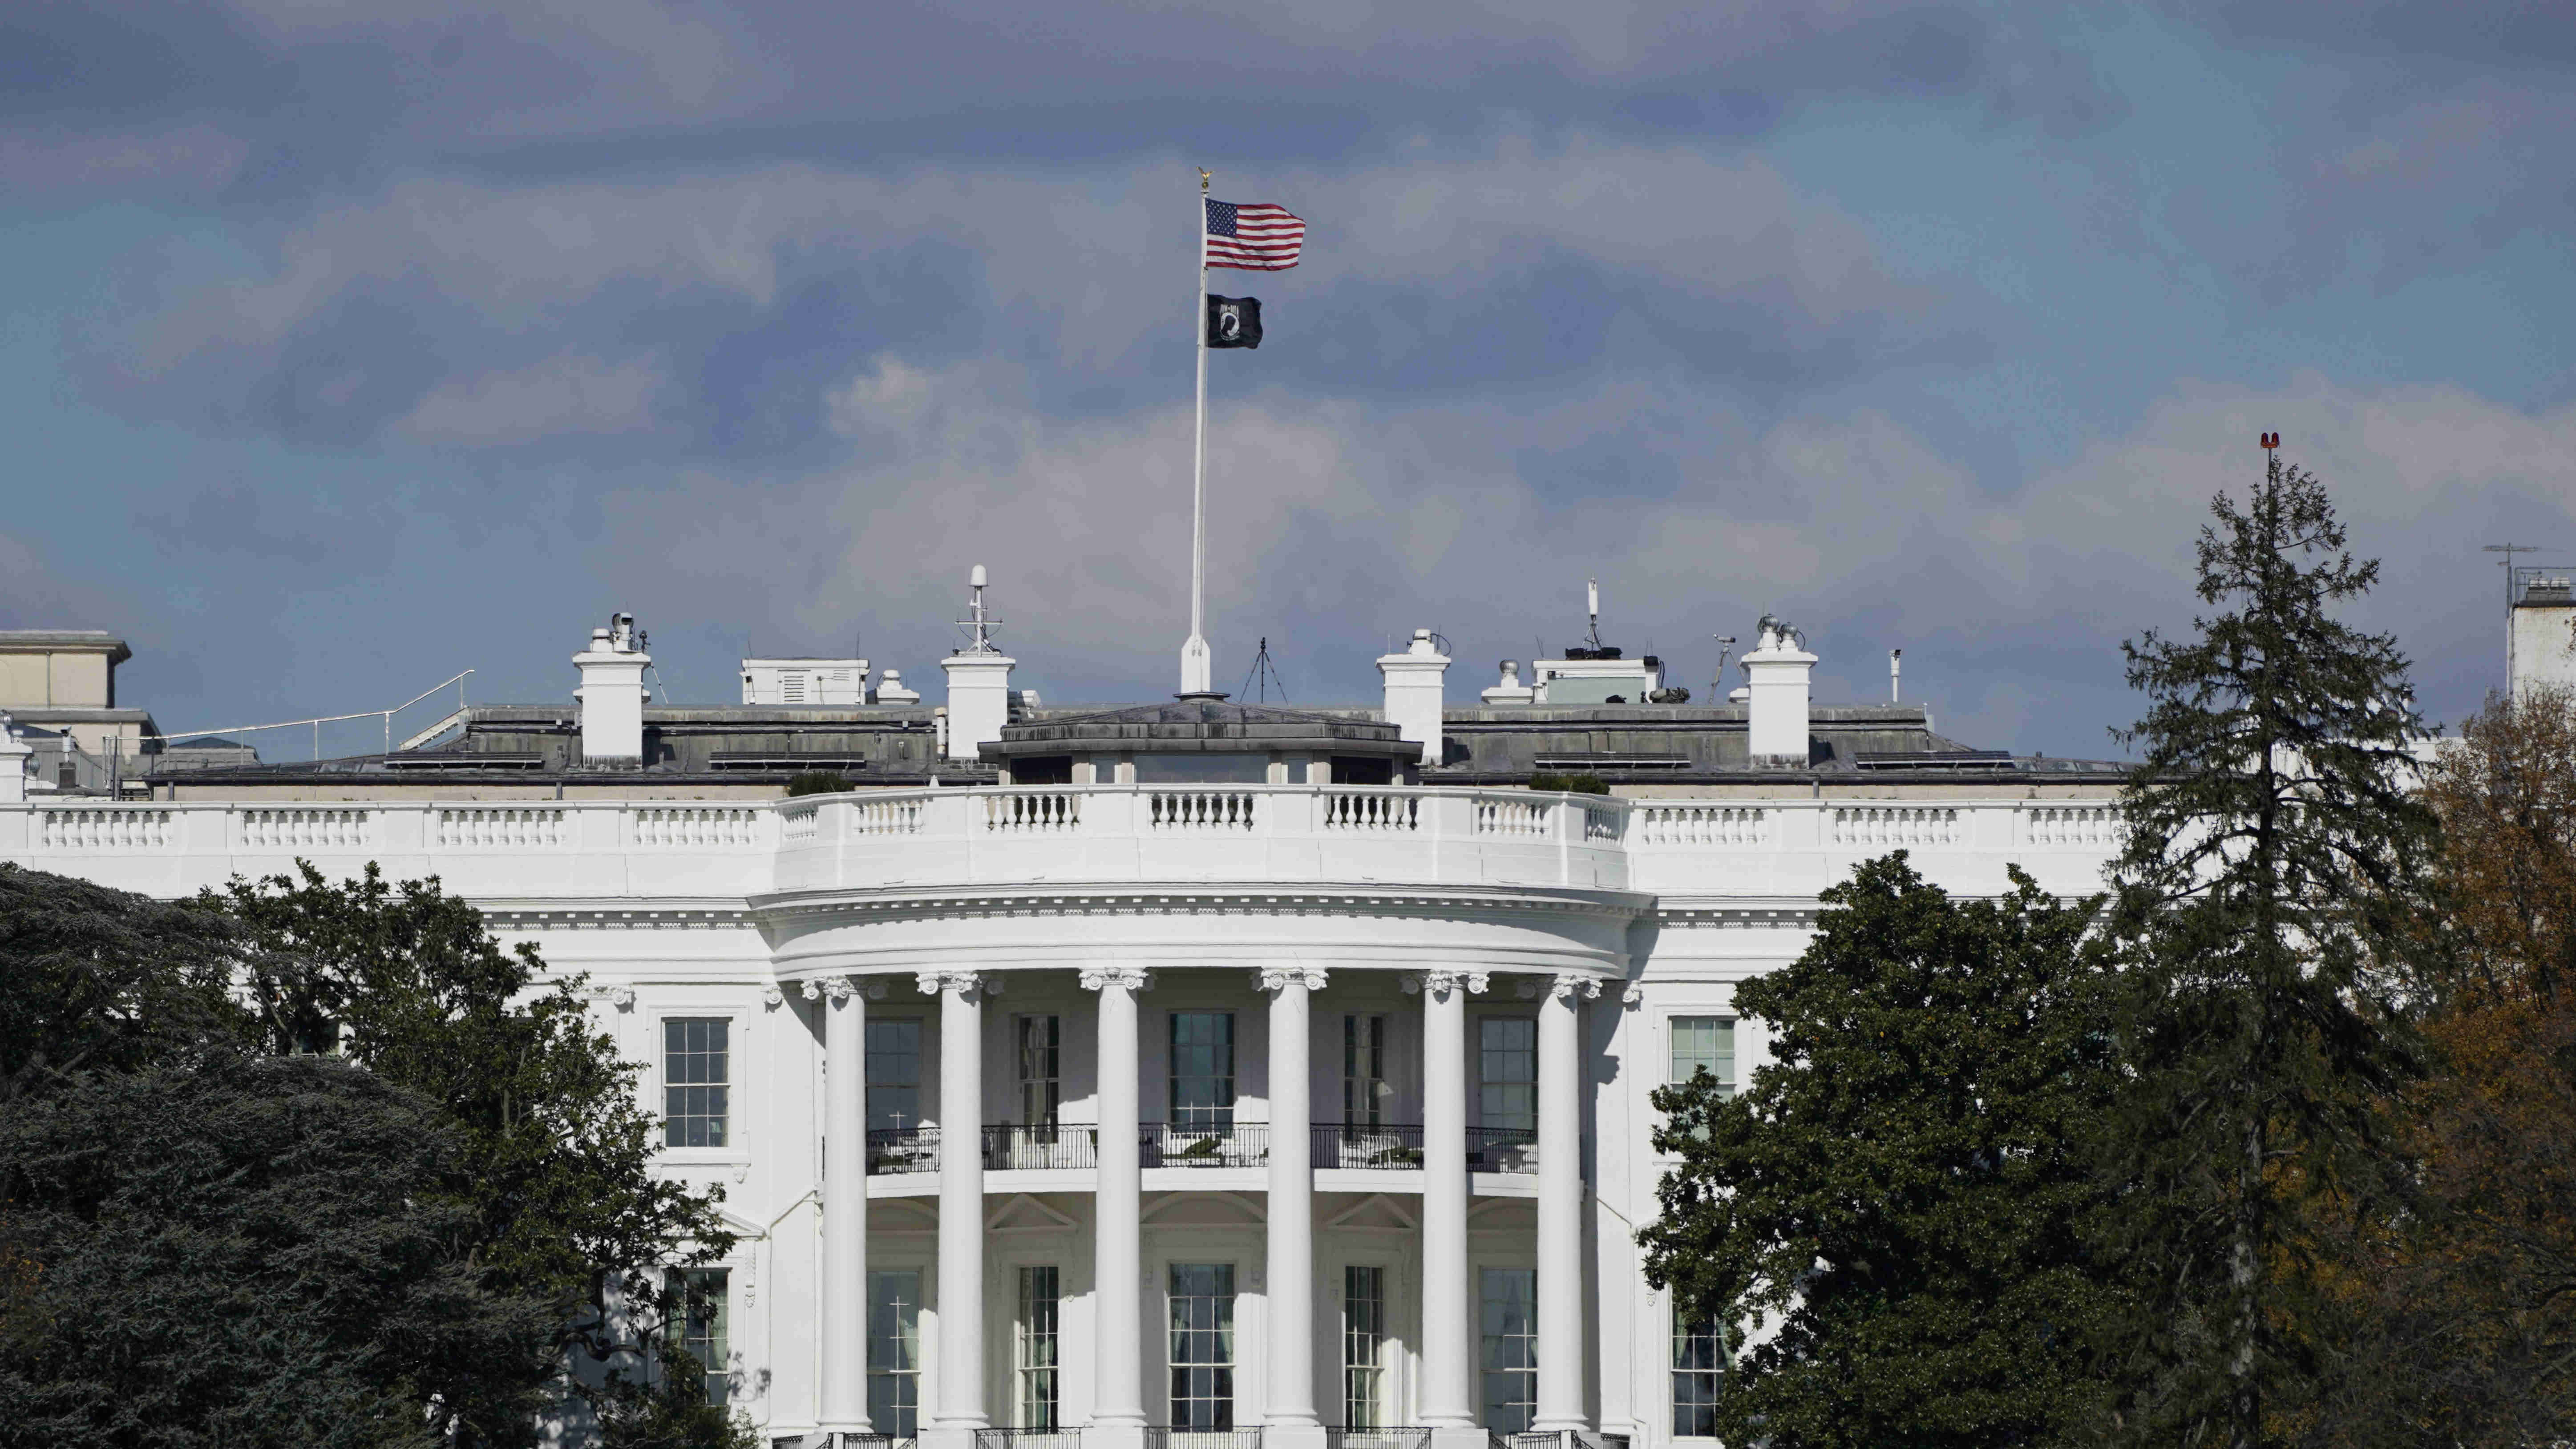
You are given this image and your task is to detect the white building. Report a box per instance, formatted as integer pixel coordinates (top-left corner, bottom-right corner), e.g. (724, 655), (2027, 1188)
(0, 594), (2131, 1449)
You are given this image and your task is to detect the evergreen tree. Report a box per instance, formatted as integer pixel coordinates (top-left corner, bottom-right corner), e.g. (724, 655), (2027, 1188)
(210, 863), (741, 1446)
(2098, 452), (2435, 1447)
(1638, 854), (2125, 1448)
(0, 1053), (547, 1449)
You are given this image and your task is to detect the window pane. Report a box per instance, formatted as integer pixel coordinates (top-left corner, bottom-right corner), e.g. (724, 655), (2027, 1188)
(1480, 1267), (1537, 1432)
(1169, 1263), (1237, 1429)
(664, 1018), (730, 1148)
(1344, 1264), (1386, 1428)
(1479, 1019), (1537, 1134)
(665, 1267), (730, 1407)
(1670, 1017), (1734, 1096)
(1170, 1013), (1236, 1134)
(1018, 1265), (1060, 1428)
(867, 1019), (923, 1133)
(1019, 1016), (1061, 1127)
(869, 1268), (922, 1436)
(1673, 1313), (1725, 1437)
(1343, 1015), (1388, 1127)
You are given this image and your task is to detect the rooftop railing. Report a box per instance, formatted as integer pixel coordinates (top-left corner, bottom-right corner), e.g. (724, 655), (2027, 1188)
(1327, 1430), (1431, 1449)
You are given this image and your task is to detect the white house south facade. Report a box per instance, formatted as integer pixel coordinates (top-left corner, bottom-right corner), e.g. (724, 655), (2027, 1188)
(0, 601), (2130, 1449)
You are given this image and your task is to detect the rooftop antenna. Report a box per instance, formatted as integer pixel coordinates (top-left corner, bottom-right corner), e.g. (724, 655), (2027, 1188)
(1585, 578), (1604, 651)
(957, 564), (1003, 654)
(1712, 635), (1736, 697)
(1239, 636), (1290, 703)
(1890, 647), (1902, 704)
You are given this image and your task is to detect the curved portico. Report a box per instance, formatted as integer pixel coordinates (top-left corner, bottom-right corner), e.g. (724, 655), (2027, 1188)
(758, 714), (1635, 1449)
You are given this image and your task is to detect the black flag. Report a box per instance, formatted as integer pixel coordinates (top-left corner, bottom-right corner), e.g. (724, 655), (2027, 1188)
(1206, 294), (1262, 349)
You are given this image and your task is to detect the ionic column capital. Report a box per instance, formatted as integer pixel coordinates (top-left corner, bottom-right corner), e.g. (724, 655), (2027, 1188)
(916, 969), (1000, 1001)
(1517, 973), (1602, 1001)
(801, 974), (887, 1002)
(1404, 969), (1488, 998)
(1254, 965), (1329, 994)
(1079, 964), (1155, 993)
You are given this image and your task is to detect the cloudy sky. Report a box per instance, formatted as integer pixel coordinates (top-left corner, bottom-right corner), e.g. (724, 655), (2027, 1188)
(5, 1), (2572, 758)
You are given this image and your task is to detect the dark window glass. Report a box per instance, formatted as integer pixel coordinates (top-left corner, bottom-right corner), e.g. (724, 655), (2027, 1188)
(1169, 1263), (1236, 1429)
(867, 1019), (922, 1132)
(1170, 1012), (1236, 1134)
(664, 1018), (729, 1148)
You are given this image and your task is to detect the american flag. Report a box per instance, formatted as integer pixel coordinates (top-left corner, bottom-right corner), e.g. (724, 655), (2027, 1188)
(1205, 198), (1305, 271)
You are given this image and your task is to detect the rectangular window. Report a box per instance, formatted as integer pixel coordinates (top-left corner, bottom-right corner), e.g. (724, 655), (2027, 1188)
(1670, 1017), (1735, 1096)
(665, 1267), (730, 1406)
(1169, 1013), (1237, 1134)
(1018, 1015), (1062, 1128)
(1480, 1267), (1537, 1433)
(1479, 1019), (1537, 1135)
(868, 1268), (923, 1436)
(1343, 1264), (1387, 1428)
(1017, 1265), (1061, 1428)
(1673, 1313), (1724, 1437)
(1343, 1015), (1389, 1128)
(867, 1019), (923, 1132)
(663, 1018), (729, 1148)
(1169, 1262), (1237, 1429)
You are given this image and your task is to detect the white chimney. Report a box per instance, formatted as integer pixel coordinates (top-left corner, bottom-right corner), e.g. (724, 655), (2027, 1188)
(573, 613), (651, 766)
(0, 713), (31, 804)
(1743, 616), (1816, 765)
(1378, 628), (1451, 765)
(941, 564), (1015, 761)
(876, 669), (921, 704)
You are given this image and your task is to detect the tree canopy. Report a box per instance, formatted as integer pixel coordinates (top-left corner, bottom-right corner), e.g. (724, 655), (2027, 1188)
(2097, 452), (2436, 1448)
(0, 861), (748, 1449)
(1638, 854), (2125, 1448)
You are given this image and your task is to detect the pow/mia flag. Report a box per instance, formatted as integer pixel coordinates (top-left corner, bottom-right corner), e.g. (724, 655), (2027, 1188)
(1206, 295), (1263, 349)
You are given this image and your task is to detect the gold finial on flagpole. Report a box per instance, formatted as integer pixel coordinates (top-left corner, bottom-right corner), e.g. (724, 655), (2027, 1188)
(1199, 167), (1211, 191)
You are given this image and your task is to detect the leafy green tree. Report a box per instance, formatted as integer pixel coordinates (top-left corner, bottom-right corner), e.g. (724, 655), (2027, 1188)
(2099, 453), (2436, 1447)
(210, 863), (740, 1445)
(1638, 854), (2125, 1449)
(0, 1053), (548, 1449)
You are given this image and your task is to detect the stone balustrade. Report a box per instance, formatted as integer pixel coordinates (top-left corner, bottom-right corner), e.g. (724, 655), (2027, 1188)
(0, 786), (2124, 903)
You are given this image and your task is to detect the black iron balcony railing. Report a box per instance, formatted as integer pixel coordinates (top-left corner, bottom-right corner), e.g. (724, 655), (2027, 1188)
(1144, 1122), (1268, 1168)
(1313, 1123), (1426, 1169)
(866, 1126), (939, 1175)
(863, 1123), (1540, 1175)
(1327, 1428), (1432, 1449)
(801, 1434), (909, 1449)
(982, 1124), (1097, 1171)
(1492, 1432), (1630, 1449)
(973, 1429), (1080, 1449)
(1145, 1429), (1264, 1449)
(1466, 1126), (1539, 1173)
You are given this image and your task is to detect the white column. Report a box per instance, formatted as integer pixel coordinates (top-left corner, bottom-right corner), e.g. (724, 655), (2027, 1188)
(1533, 973), (1597, 1433)
(1082, 967), (1152, 1449)
(816, 977), (873, 1433)
(1260, 967), (1327, 1447)
(1412, 969), (1485, 1447)
(925, 970), (997, 1446)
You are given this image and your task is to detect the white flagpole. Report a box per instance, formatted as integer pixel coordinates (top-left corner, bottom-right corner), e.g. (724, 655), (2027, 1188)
(1181, 167), (1215, 696)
